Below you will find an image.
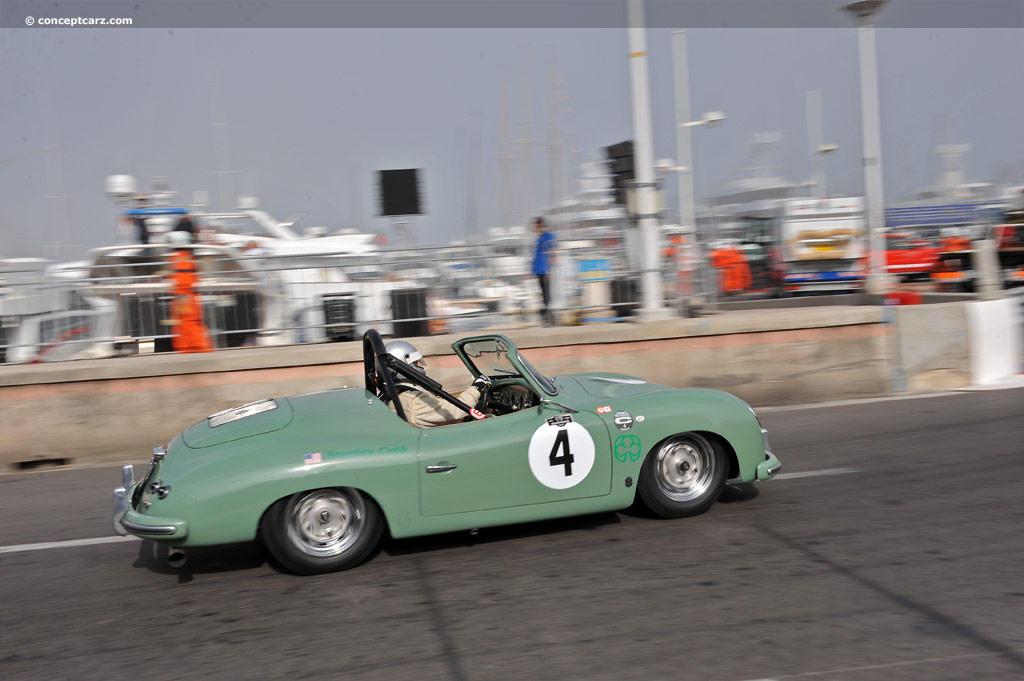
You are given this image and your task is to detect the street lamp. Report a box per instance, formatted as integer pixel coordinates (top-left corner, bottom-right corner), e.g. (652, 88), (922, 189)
(680, 111), (727, 128)
(843, 0), (889, 294)
(655, 159), (688, 174)
(814, 143), (840, 197)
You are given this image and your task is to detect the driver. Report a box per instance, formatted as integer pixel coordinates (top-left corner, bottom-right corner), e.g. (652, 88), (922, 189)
(385, 340), (491, 427)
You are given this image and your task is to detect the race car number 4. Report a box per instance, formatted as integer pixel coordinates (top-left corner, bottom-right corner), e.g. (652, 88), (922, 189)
(528, 421), (595, 489)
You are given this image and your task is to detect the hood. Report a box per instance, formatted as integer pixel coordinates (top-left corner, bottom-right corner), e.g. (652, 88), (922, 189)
(568, 373), (672, 400)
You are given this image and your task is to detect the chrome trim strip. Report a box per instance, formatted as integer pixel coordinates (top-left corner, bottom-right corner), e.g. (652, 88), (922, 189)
(208, 398), (278, 427)
(120, 519), (177, 536)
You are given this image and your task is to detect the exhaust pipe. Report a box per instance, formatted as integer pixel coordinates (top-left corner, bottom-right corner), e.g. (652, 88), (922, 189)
(167, 547), (187, 568)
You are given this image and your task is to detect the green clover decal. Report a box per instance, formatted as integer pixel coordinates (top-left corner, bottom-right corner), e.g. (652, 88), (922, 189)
(614, 434), (642, 462)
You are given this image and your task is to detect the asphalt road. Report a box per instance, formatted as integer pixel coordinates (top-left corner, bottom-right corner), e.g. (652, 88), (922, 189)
(2, 388), (1023, 681)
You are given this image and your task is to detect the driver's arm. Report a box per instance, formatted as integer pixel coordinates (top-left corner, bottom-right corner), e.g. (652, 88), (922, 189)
(401, 386), (481, 427)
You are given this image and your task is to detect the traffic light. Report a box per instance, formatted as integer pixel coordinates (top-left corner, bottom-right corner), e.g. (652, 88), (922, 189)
(604, 141), (634, 206)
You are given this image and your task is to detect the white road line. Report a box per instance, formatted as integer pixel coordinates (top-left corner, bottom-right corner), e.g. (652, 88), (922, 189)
(772, 467), (859, 480)
(740, 650), (1005, 680)
(0, 535), (140, 555)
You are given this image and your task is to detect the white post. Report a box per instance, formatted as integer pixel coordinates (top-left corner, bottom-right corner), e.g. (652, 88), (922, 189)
(846, 0), (889, 294)
(627, 0), (667, 320)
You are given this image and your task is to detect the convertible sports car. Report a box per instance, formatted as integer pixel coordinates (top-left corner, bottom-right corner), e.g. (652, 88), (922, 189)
(113, 329), (781, 574)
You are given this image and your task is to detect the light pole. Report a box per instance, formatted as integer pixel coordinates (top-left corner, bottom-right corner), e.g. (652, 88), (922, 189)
(674, 23), (728, 316)
(843, 0), (889, 294)
(671, 112), (726, 311)
(626, 0), (669, 321)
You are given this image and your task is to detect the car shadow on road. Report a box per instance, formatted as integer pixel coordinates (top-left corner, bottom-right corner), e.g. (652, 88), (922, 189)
(620, 481), (761, 519)
(382, 511), (623, 558)
(131, 484), (761, 580)
(133, 539), (268, 583)
(717, 481), (761, 504)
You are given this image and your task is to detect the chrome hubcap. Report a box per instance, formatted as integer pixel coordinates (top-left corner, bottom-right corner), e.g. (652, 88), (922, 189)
(655, 437), (714, 502)
(286, 489), (364, 558)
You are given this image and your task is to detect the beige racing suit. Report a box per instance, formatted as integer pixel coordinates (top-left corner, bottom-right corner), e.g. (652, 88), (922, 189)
(391, 382), (481, 427)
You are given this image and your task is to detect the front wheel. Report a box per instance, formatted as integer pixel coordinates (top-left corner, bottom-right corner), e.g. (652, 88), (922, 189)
(638, 433), (727, 519)
(263, 488), (383, 575)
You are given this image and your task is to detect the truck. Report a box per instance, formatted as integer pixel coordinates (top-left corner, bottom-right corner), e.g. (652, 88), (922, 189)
(780, 197), (866, 294)
(931, 206), (1024, 291)
(884, 232), (942, 282)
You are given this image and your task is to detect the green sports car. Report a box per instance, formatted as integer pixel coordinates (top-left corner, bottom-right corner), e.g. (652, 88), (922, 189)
(113, 329), (781, 574)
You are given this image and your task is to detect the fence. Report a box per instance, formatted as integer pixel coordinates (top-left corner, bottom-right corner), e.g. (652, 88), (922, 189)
(1, 240), (701, 364)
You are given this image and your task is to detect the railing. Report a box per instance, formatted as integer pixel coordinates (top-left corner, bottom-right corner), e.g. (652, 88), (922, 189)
(0, 241), (701, 364)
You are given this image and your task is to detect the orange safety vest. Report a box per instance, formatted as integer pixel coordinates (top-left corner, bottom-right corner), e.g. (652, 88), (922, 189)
(168, 249), (212, 353)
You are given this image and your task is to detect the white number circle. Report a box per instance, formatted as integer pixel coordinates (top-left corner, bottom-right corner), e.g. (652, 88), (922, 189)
(528, 421), (595, 490)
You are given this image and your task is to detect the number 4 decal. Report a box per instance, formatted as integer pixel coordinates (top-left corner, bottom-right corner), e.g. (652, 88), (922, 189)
(528, 421), (595, 490)
(548, 428), (575, 476)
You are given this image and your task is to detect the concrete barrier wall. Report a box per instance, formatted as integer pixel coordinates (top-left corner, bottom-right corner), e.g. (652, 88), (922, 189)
(2, 299), (1016, 470)
(885, 302), (971, 392)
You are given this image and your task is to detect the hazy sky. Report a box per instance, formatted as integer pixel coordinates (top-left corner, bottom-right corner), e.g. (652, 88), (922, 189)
(2, 20), (1022, 258)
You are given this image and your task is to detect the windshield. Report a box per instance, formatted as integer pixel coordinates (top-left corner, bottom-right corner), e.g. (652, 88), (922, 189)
(459, 338), (558, 395)
(461, 338), (519, 376)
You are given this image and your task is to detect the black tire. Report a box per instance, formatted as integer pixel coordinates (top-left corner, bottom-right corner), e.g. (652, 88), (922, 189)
(262, 488), (383, 575)
(638, 433), (727, 519)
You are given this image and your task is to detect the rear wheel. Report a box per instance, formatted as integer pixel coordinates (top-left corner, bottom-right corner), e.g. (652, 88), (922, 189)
(638, 433), (727, 518)
(263, 488), (383, 575)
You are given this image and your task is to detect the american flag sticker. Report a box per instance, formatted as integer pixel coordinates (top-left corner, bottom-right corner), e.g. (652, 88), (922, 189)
(304, 452), (322, 465)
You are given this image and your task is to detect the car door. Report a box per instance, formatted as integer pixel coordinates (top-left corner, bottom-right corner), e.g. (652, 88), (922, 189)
(417, 407), (613, 517)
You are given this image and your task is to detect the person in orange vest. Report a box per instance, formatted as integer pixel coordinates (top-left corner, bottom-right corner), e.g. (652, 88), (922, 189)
(709, 246), (727, 294)
(721, 246), (737, 293)
(166, 230), (213, 353)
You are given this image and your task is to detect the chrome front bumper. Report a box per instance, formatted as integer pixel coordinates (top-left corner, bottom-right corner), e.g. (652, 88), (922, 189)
(112, 465), (135, 536)
(112, 463), (186, 539)
(757, 452), (783, 479)
(756, 428), (782, 480)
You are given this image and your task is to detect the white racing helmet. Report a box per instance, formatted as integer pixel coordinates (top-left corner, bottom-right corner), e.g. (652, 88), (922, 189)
(385, 340), (426, 373)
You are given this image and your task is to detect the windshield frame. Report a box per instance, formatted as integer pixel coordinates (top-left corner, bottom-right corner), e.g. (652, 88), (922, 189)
(453, 334), (558, 396)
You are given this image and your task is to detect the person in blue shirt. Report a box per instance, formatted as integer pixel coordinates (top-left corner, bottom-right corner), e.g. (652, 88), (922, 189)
(531, 217), (556, 326)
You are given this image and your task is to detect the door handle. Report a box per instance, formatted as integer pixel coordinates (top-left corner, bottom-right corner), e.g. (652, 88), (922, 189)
(426, 464), (457, 473)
